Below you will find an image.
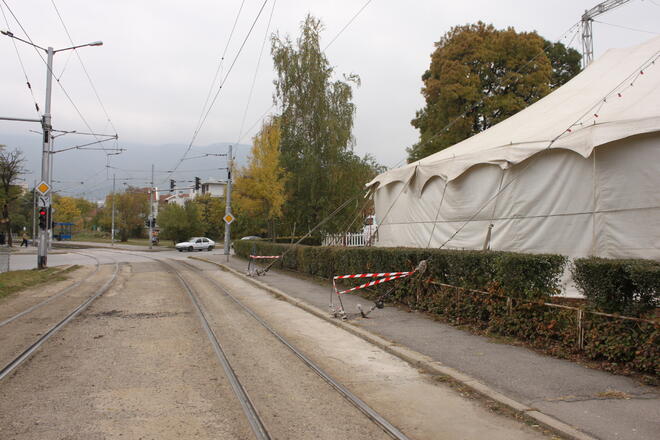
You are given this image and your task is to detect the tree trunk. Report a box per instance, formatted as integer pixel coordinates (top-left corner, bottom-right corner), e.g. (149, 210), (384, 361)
(2, 203), (11, 247)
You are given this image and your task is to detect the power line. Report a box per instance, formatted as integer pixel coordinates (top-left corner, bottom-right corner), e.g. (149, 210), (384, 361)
(0, 1), (40, 115)
(192, 0), (247, 142)
(0, 0), (120, 155)
(235, 0), (376, 146)
(323, 0), (374, 51)
(166, 0), (270, 183)
(49, 0), (119, 144)
(593, 19), (660, 35)
(235, 0), (277, 145)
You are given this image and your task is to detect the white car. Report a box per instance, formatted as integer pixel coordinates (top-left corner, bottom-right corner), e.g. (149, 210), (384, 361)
(175, 237), (215, 252)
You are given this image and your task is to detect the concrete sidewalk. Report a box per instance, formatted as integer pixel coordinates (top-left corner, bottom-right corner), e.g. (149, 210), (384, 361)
(203, 255), (658, 440)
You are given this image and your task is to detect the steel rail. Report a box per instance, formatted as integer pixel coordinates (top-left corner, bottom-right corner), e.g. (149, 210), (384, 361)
(157, 258), (271, 440)
(178, 259), (412, 440)
(0, 257), (120, 381)
(0, 251), (101, 328)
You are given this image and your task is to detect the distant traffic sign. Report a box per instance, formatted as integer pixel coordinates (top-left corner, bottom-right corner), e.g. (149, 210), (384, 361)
(36, 181), (51, 196)
(223, 213), (235, 224)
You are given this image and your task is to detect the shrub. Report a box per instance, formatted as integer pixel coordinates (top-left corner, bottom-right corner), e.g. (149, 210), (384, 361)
(572, 258), (660, 316)
(234, 241), (566, 300)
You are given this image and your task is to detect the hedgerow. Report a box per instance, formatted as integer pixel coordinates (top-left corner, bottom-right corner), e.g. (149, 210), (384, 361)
(572, 257), (660, 316)
(233, 241), (658, 377)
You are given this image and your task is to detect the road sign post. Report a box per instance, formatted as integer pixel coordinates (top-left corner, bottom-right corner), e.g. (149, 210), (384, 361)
(223, 145), (233, 258)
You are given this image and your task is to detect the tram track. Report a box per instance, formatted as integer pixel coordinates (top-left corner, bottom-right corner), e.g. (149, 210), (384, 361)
(0, 255), (120, 382)
(127, 250), (412, 440)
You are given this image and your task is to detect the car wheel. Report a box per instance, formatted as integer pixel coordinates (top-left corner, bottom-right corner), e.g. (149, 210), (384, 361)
(178, 249), (183, 252)
(188, 246), (193, 252)
(208, 246), (213, 251)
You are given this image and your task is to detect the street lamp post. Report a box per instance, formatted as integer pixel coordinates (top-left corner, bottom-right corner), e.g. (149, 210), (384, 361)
(0, 30), (102, 268)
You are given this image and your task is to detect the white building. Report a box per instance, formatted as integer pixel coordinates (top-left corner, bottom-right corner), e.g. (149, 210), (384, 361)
(200, 179), (226, 198)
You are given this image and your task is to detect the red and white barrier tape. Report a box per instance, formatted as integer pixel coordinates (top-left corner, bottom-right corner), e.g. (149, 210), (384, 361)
(334, 271), (413, 280)
(249, 255), (281, 259)
(333, 270), (416, 295)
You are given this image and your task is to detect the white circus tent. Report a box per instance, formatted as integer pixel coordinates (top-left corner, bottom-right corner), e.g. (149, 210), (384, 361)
(367, 37), (660, 259)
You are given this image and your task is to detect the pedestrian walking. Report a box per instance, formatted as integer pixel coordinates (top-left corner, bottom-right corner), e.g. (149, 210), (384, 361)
(20, 232), (29, 247)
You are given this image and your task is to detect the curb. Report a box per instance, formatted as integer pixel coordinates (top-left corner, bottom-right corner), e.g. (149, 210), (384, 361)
(191, 256), (597, 440)
(53, 243), (169, 252)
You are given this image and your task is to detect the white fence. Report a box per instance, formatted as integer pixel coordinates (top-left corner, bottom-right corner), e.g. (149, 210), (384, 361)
(323, 232), (377, 247)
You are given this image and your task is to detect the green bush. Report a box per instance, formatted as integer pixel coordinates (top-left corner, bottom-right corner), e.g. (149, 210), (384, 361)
(233, 241), (659, 376)
(572, 258), (660, 316)
(234, 241), (566, 300)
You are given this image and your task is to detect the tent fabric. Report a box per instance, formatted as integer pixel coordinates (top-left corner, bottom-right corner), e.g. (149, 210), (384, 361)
(367, 36), (660, 191)
(370, 37), (660, 260)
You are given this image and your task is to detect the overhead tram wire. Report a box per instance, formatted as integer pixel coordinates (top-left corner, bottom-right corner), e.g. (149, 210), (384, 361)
(165, 0), (270, 185)
(0, 2), (41, 115)
(592, 19), (660, 35)
(192, 0), (247, 143)
(235, 0), (376, 146)
(0, 0), (120, 155)
(235, 0), (277, 145)
(323, 0), (374, 51)
(49, 0), (119, 139)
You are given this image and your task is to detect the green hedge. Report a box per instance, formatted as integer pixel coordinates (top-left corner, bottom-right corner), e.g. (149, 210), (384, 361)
(234, 241), (566, 299)
(234, 241), (659, 377)
(572, 257), (660, 316)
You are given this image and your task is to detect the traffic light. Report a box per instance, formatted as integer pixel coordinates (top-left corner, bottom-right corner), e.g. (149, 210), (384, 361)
(38, 207), (48, 229)
(170, 179), (176, 192)
(194, 176), (201, 191)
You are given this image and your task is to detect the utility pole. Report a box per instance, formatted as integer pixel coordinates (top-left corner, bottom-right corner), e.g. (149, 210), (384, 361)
(149, 164), (154, 250)
(36, 46), (55, 268)
(0, 31), (103, 268)
(111, 174), (116, 246)
(224, 144), (233, 258)
(32, 180), (37, 246)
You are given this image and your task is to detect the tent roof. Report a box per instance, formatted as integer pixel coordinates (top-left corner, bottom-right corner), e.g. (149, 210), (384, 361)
(368, 36), (660, 191)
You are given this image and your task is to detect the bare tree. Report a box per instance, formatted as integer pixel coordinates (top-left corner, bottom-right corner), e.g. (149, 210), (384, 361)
(0, 145), (27, 247)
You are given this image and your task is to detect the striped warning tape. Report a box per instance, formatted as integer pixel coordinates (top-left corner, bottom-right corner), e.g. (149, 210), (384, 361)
(249, 255), (281, 259)
(334, 270), (416, 295)
(334, 271), (414, 280)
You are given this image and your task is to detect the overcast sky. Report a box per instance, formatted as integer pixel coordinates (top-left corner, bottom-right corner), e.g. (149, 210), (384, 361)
(1, 0), (659, 196)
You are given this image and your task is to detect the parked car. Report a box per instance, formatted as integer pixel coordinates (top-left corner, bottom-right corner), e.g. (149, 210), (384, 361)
(175, 237), (215, 252)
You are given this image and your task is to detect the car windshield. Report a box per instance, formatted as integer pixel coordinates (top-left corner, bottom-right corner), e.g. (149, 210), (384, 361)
(187, 238), (197, 242)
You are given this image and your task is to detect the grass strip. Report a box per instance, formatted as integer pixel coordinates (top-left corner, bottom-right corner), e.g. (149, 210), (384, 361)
(0, 265), (80, 299)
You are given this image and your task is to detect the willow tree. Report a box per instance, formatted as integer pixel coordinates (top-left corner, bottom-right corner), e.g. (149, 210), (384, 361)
(408, 22), (581, 162)
(271, 15), (377, 235)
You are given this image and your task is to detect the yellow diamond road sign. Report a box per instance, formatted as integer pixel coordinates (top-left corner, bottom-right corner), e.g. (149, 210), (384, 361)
(223, 213), (235, 224)
(36, 181), (51, 195)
